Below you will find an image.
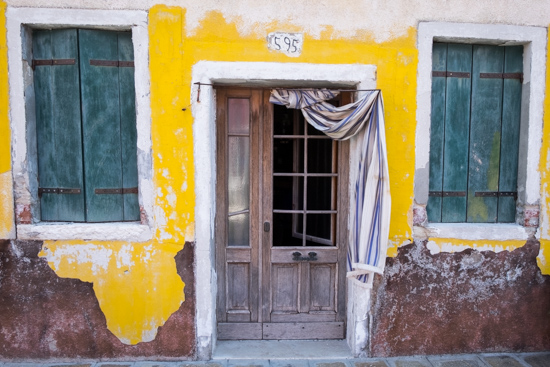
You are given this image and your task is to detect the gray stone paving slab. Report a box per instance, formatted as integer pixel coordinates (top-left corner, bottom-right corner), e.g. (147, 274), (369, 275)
(522, 354), (550, 367)
(388, 358), (432, 367)
(482, 356), (526, 367)
(310, 362), (350, 367)
(428, 356), (485, 367)
(227, 360), (270, 367)
(135, 362), (179, 367)
(179, 363), (226, 367)
(269, 360), (310, 367)
(350, 361), (389, 367)
(5, 364), (45, 367)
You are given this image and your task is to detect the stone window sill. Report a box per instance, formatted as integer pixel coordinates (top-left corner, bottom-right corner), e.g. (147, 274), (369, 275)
(413, 222), (536, 242)
(17, 222), (153, 242)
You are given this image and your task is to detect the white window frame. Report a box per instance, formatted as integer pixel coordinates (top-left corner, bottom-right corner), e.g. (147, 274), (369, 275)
(7, 8), (153, 242)
(414, 22), (547, 241)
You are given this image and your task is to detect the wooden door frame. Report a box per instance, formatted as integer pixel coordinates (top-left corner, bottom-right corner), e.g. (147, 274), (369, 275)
(192, 61), (377, 359)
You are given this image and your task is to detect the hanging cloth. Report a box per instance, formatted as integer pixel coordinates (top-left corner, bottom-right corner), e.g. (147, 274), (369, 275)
(269, 89), (391, 280)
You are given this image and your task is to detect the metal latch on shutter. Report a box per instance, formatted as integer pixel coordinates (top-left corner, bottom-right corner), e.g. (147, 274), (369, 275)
(480, 72), (523, 83)
(95, 187), (138, 194)
(89, 60), (135, 67)
(38, 187), (81, 197)
(32, 59), (75, 70)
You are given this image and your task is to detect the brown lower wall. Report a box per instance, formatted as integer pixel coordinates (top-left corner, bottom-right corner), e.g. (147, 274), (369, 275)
(370, 239), (550, 357)
(0, 240), (196, 361)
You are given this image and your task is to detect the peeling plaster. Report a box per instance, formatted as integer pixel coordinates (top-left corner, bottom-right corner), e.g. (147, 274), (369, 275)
(38, 241), (186, 345)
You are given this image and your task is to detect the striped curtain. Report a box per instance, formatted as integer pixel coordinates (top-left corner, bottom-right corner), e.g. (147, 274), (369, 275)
(269, 89), (391, 280)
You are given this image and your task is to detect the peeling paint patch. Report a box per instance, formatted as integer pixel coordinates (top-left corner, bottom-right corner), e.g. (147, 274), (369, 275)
(537, 239), (550, 275)
(38, 240), (185, 345)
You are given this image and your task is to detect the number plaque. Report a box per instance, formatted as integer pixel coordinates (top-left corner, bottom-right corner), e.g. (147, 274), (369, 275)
(267, 32), (303, 57)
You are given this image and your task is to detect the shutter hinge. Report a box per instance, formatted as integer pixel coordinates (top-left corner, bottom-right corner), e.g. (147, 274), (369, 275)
(475, 191), (517, 199)
(89, 60), (135, 67)
(480, 72), (523, 83)
(429, 191), (466, 197)
(32, 59), (75, 70)
(38, 187), (81, 197)
(432, 71), (471, 78)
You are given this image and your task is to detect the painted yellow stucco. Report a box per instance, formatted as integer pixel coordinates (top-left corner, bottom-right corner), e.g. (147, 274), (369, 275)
(0, 0), (15, 240)
(38, 240), (185, 344)
(536, 26), (550, 275)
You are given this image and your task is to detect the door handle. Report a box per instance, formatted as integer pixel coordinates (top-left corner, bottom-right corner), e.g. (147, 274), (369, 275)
(292, 252), (317, 261)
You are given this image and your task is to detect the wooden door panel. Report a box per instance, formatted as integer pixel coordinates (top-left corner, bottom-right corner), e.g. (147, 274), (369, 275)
(309, 264), (336, 312)
(271, 264), (300, 313)
(262, 322), (345, 340)
(226, 263), (251, 322)
(270, 312), (336, 322)
(218, 323), (262, 340)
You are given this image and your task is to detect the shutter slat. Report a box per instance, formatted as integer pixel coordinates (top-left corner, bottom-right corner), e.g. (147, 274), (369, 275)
(467, 45), (504, 223)
(441, 44), (472, 222)
(118, 32), (140, 221)
(427, 43), (447, 223)
(79, 29), (123, 222)
(34, 29), (85, 222)
(498, 46), (523, 222)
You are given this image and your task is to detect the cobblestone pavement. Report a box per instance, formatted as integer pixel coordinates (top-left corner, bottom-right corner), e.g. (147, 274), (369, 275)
(1, 352), (549, 367)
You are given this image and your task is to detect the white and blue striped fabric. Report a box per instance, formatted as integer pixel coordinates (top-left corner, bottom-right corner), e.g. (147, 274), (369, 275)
(270, 89), (391, 280)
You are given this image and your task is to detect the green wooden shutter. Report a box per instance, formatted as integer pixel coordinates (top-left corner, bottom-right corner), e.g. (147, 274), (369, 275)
(498, 46), (523, 222)
(468, 45), (505, 223)
(442, 44), (472, 222)
(78, 29), (138, 222)
(33, 29), (86, 222)
(117, 32), (140, 221)
(427, 43), (447, 222)
(428, 43), (522, 223)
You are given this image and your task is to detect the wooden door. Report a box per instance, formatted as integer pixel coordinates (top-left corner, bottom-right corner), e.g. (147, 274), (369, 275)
(216, 88), (348, 340)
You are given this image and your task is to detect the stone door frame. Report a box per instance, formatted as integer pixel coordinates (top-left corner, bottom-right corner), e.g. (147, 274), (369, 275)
(191, 61), (377, 359)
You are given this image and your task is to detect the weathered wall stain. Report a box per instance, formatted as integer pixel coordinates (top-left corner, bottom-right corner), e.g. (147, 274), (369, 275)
(0, 240), (195, 359)
(370, 239), (550, 357)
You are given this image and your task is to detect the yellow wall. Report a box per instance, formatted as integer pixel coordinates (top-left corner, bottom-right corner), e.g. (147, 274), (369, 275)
(536, 30), (550, 275)
(0, 1), (14, 239)
(1, 2), (549, 346)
